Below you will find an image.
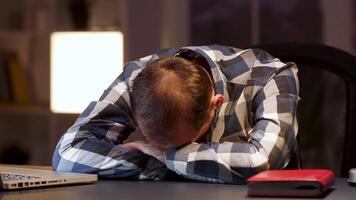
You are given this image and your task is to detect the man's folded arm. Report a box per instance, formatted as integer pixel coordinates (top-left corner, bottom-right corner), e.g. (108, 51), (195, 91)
(165, 64), (299, 184)
(52, 102), (166, 180)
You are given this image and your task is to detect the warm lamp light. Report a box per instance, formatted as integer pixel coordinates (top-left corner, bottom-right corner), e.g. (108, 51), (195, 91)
(50, 31), (124, 113)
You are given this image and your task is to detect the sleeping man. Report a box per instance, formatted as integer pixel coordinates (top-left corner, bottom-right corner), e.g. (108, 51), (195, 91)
(53, 45), (299, 184)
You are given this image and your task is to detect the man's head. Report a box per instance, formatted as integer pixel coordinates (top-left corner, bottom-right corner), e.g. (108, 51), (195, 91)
(131, 57), (223, 148)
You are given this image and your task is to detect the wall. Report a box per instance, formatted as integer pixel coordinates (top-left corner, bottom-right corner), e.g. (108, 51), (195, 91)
(323, 0), (353, 53)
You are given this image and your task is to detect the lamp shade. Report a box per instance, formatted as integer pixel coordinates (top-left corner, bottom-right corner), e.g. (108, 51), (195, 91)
(50, 31), (123, 113)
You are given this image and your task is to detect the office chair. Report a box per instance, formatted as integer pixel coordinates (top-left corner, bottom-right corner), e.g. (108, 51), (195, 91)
(251, 43), (356, 177)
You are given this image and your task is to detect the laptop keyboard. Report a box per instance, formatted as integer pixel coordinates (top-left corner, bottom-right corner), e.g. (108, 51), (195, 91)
(1, 173), (41, 182)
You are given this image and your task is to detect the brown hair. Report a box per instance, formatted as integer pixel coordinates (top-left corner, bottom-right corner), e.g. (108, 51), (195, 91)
(131, 56), (213, 146)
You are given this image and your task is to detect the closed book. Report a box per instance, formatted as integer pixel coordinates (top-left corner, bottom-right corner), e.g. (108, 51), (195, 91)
(247, 169), (335, 197)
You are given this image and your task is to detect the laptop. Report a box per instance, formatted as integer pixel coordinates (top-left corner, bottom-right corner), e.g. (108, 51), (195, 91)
(0, 164), (97, 190)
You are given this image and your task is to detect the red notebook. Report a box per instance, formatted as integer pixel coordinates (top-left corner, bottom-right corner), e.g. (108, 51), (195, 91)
(247, 169), (335, 197)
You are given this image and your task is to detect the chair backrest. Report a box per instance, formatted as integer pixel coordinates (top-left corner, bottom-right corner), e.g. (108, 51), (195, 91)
(251, 43), (356, 177)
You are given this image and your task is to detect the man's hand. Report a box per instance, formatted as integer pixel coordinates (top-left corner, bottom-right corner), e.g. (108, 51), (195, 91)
(120, 140), (167, 163)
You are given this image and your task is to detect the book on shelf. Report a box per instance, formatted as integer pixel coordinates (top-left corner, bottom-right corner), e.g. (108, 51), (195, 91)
(7, 57), (30, 104)
(0, 50), (31, 105)
(0, 52), (12, 102)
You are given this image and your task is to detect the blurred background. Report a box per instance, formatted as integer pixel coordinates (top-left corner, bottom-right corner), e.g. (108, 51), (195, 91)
(0, 0), (354, 165)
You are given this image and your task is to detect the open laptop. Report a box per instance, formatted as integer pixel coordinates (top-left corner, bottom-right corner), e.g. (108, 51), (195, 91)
(0, 164), (97, 190)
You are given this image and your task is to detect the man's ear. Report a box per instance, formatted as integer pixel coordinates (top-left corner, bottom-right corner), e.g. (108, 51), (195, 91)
(211, 94), (224, 108)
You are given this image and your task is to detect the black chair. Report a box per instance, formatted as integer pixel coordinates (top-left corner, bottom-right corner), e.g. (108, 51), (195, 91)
(251, 43), (356, 177)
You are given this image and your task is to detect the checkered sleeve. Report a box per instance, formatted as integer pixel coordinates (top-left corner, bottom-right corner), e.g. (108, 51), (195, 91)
(52, 59), (168, 180)
(165, 62), (299, 184)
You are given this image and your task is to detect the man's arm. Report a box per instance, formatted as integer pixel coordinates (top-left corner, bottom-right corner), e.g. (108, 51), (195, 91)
(163, 63), (299, 184)
(52, 62), (168, 180)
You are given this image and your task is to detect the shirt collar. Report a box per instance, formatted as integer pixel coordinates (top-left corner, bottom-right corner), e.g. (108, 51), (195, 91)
(177, 46), (225, 95)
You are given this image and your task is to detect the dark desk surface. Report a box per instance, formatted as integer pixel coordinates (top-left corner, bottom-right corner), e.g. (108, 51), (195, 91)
(1, 178), (355, 200)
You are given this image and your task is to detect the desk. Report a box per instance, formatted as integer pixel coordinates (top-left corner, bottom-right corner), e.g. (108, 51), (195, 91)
(0, 178), (355, 200)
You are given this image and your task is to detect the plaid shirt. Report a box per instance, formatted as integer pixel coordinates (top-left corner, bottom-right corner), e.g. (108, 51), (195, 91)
(53, 45), (299, 184)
